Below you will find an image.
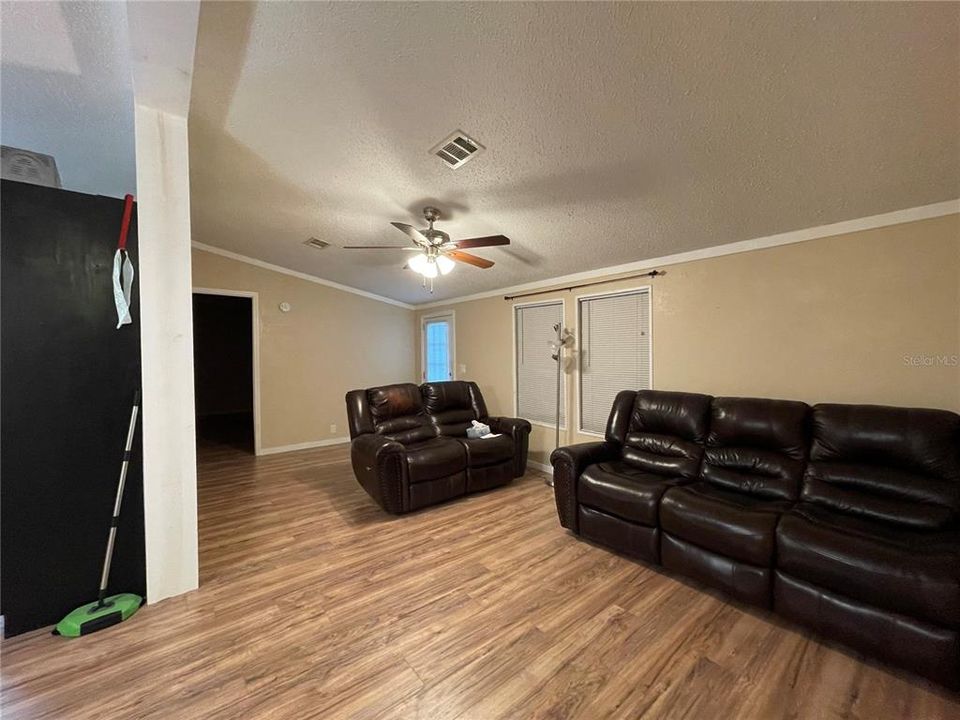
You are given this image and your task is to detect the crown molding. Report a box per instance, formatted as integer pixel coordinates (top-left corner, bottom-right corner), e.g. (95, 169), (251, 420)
(414, 199), (960, 310)
(191, 242), (415, 310)
(192, 200), (958, 312)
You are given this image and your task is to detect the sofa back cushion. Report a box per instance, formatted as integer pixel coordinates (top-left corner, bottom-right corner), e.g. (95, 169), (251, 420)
(804, 404), (960, 529)
(367, 383), (435, 444)
(345, 388), (374, 439)
(608, 390), (712, 479)
(701, 397), (809, 501)
(421, 381), (489, 436)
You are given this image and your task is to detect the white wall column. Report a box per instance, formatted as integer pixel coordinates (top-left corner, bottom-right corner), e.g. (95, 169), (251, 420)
(134, 106), (199, 602)
(127, 0), (201, 603)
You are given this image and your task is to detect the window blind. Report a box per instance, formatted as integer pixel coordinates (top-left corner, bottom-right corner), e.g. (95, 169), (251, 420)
(579, 290), (651, 434)
(515, 301), (564, 426)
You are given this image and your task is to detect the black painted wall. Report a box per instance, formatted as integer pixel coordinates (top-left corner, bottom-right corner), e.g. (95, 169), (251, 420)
(1, 180), (146, 636)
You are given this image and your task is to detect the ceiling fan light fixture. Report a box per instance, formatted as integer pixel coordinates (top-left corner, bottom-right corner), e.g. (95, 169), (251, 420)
(436, 255), (455, 275)
(349, 207), (508, 287)
(408, 252), (440, 278)
(408, 252), (430, 275)
(421, 259), (439, 279)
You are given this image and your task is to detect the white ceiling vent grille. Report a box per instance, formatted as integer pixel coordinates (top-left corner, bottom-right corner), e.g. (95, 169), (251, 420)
(431, 131), (484, 169)
(304, 237), (330, 250)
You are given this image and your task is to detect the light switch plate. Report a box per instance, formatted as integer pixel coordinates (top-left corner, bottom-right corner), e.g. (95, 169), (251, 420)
(458, 363), (467, 374)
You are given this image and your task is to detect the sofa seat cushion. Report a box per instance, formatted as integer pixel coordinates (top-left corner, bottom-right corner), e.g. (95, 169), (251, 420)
(777, 503), (960, 628)
(403, 438), (467, 483)
(455, 434), (514, 468)
(579, 461), (686, 526)
(660, 483), (793, 566)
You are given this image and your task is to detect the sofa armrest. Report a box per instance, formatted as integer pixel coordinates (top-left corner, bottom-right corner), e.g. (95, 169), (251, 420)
(350, 433), (407, 514)
(550, 441), (621, 532)
(487, 416), (533, 477)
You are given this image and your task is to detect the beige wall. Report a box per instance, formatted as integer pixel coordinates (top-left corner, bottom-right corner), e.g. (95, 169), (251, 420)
(192, 249), (416, 451)
(417, 214), (960, 466)
(191, 215), (958, 461)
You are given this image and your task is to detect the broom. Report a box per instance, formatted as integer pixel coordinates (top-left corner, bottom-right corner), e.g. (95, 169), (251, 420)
(54, 390), (144, 636)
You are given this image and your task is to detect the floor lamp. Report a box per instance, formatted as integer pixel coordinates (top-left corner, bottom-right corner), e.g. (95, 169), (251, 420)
(547, 323), (572, 487)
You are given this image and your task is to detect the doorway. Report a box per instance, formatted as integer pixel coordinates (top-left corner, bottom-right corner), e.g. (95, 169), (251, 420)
(192, 290), (260, 454)
(421, 312), (455, 382)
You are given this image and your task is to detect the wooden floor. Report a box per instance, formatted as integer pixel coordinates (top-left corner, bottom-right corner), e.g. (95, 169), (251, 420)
(3, 442), (959, 719)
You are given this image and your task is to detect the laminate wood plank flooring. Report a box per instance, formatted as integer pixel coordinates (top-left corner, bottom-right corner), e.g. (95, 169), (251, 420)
(2, 441), (958, 719)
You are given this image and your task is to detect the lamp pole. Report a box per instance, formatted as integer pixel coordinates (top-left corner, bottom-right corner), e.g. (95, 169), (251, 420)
(548, 322), (567, 487)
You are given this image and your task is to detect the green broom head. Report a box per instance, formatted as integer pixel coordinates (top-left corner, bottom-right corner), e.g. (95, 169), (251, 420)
(54, 593), (143, 638)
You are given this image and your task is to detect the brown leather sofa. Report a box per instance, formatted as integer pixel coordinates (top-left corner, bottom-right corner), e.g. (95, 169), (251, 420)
(552, 390), (960, 688)
(660, 396), (809, 606)
(346, 381), (531, 514)
(558, 390), (712, 564)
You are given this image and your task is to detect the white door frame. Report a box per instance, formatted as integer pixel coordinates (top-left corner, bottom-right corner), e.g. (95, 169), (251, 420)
(420, 310), (456, 382)
(192, 288), (262, 455)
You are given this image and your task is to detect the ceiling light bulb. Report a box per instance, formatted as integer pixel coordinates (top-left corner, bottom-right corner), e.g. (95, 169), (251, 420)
(408, 253), (429, 274)
(436, 255), (455, 275)
(421, 258), (439, 278)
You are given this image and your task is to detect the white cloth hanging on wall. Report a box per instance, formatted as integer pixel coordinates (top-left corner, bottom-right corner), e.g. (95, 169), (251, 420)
(112, 249), (135, 328)
(113, 194), (135, 329)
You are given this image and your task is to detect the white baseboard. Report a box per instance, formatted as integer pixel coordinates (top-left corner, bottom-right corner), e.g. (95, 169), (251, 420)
(527, 460), (553, 474)
(258, 437), (351, 456)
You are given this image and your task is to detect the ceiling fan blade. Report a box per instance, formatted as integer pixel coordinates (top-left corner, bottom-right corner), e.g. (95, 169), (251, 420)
(342, 245), (420, 250)
(446, 250), (494, 269)
(390, 222), (430, 246)
(454, 235), (511, 249)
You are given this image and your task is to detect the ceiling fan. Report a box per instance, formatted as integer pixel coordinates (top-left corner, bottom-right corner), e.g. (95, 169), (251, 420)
(343, 206), (510, 290)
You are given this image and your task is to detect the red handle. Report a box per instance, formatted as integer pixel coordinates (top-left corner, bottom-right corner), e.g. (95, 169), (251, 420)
(118, 194), (134, 250)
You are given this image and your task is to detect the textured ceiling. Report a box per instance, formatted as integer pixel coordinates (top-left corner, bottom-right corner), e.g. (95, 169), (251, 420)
(189, 2), (960, 305)
(0, 1), (136, 198)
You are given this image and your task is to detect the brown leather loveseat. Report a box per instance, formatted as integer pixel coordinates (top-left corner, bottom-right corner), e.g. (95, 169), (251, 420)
(551, 390), (960, 688)
(346, 381), (531, 514)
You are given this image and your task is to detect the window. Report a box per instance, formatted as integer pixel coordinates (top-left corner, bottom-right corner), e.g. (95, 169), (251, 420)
(514, 301), (564, 426)
(422, 313), (454, 382)
(578, 289), (651, 434)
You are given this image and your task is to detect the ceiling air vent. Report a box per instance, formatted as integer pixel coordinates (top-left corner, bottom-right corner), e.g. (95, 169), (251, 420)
(431, 130), (484, 169)
(303, 237), (330, 250)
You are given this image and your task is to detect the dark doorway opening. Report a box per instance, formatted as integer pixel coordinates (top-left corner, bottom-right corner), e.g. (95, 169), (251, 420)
(192, 293), (255, 454)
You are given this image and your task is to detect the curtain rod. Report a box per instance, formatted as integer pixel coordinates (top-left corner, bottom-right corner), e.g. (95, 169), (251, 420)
(503, 269), (664, 301)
